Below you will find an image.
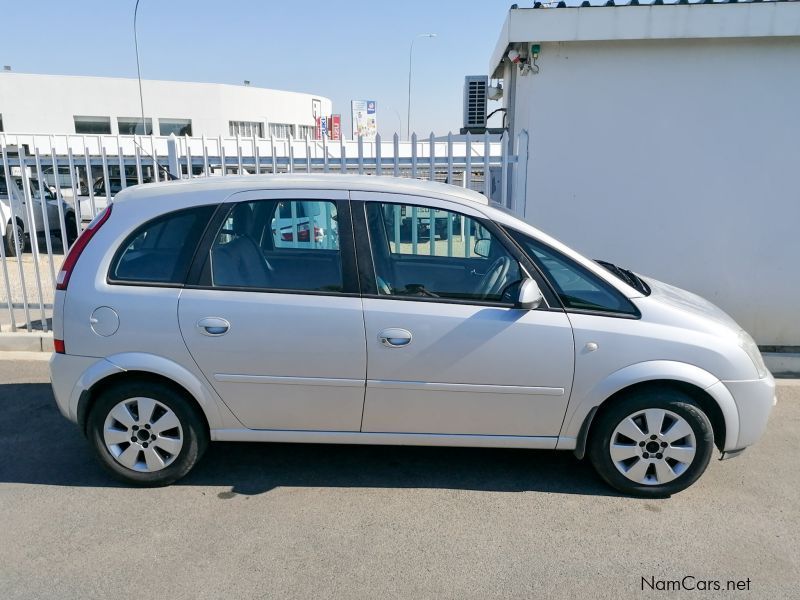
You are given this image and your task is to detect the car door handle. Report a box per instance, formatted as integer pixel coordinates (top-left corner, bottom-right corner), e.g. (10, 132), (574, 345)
(378, 328), (412, 348)
(196, 317), (230, 336)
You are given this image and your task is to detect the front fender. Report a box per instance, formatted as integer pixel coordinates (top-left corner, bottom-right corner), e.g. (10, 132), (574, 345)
(71, 352), (238, 430)
(557, 360), (740, 452)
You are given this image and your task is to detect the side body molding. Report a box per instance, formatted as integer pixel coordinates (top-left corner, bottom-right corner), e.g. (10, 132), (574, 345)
(71, 352), (241, 430)
(557, 360), (740, 453)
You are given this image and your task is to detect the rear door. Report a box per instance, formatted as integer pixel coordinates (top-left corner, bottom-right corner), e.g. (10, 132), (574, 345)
(178, 189), (367, 431)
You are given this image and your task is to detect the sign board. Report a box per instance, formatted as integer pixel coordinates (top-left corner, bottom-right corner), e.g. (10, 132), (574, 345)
(351, 100), (377, 139)
(330, 115), (341, 141)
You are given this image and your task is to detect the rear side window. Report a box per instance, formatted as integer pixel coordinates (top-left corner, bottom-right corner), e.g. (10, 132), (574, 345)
(109, 205), (215, 284)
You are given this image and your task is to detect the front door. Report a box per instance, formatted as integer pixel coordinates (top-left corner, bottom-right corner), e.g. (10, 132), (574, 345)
(179, 190), (366, 431)
(355, 194), (575, 438)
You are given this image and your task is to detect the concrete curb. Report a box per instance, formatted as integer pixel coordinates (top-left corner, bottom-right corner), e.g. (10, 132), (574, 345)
(0, 332), (53, 353)
(764, 353), (800, 379)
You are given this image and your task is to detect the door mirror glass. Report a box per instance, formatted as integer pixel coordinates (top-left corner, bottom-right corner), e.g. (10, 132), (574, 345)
(473, 238), (491, 258)
(517, 278), (544, 310)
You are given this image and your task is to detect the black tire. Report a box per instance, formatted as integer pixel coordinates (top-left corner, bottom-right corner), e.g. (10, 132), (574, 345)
(588, 387), (714, 498)
(87, 380), (208, 487)
(4, 221), (25, 257)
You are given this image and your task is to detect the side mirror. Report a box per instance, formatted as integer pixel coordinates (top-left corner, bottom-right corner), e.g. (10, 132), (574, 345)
(473, 238), (491, 258)
(516, 278), (544, 310)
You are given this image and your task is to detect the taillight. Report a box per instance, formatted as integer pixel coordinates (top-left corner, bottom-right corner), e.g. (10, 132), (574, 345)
(56, 205), (112, 291)
(53, 339), (65, 354)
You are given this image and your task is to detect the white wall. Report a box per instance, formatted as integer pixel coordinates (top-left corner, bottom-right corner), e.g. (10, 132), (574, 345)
(512, 37), (800, 345)
(0, 73), (332, 137)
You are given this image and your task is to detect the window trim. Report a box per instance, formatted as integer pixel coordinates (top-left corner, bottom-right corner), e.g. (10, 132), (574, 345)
(106, 204), (220, 288)
(187, 197), (360, 296)
(352, 199), (561, 310)
(504, 227), (641, 319)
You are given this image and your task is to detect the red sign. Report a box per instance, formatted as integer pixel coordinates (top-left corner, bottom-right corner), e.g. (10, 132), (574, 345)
(330, 114), (341, 141)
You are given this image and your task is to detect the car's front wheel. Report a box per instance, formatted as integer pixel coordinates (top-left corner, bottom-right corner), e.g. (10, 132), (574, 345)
(87, 380), (208, 486)
(588, 388), (714, 497)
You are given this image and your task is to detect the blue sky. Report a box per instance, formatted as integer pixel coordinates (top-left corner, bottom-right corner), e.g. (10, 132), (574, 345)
(2, 0), (513, 137)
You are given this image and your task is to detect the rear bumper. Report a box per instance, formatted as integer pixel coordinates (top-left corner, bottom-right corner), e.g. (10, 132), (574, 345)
(722, 374), (777, 450)
(49, 353), (120, 423)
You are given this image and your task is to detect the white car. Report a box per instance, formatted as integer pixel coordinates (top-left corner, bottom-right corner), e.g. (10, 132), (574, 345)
(1, 174), (77, 256)
(49, 175), (775, 496)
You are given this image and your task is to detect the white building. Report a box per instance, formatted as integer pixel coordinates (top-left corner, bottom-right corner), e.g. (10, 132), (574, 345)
(0, 72), (332, 140)
(490, 0), (800, 348)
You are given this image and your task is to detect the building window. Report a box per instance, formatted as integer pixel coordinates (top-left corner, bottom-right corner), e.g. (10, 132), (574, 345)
(74, 116), (111, 135)
(296, 125), (315, 139)
(118, 117), (153, 135)
(159, 118), (192, 136)
(268, 123), (295, 139)
(229, 120), (264, 138)
(0, 114), (3, 132)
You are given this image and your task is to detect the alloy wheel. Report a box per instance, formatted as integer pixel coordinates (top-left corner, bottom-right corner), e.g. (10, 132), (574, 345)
(103, 397), (184, 473)
(609, 408), (697, 485)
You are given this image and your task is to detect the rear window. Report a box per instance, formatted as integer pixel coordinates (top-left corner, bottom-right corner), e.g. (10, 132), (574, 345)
(109, 205), (215, 284)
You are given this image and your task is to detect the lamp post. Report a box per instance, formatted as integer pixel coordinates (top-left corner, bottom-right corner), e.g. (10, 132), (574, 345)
(407, 33), (436, 139)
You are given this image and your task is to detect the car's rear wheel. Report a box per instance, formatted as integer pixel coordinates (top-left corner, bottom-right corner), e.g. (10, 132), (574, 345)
(87, 381), (208, 486)
(588, 388), (714, 498)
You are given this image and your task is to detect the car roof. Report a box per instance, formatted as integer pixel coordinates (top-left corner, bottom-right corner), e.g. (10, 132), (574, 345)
(112, 174), (490, 207)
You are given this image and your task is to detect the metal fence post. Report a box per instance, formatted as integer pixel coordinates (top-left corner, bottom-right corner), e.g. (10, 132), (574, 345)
(428, 132), (435, 182)
(167, 134), (180, 179)
(483, 131), (491, 198)
(513, 129), (529, 218)
(375, 134), (382, 176)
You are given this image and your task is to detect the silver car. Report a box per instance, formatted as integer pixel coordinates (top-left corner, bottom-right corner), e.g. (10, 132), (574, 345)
(49, 175), (775, 496)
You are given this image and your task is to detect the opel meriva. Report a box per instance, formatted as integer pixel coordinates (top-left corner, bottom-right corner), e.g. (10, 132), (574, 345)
(49, 175), (776, 497)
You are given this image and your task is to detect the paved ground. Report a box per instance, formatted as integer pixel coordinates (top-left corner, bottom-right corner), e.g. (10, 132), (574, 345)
(0, 358), (798, 599)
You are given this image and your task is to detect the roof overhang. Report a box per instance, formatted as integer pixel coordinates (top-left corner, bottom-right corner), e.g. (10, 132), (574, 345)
(490, 2), (800, 78)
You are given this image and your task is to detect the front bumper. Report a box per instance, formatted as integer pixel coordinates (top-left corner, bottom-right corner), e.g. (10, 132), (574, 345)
(722, 374), (777, 451)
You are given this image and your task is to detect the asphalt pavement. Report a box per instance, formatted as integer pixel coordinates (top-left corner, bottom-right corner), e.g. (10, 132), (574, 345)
(0, 357), (798, 599)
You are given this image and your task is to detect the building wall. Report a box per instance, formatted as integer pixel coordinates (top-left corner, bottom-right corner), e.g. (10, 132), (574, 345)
(0, 73), (332, 137)
(511, 36), (800, 345)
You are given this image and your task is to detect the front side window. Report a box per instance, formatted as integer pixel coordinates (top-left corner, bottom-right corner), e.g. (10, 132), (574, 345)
(366, 202), (523, 304)
(508, 230), (638, 316)
(110, 205), (215, 284)
(209, 199), (342, 293)
(74, 115), (111, 135)
(159, 118), (192, 136)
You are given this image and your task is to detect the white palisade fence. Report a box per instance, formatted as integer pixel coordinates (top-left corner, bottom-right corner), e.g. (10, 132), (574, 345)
(0, 131), (524, 333)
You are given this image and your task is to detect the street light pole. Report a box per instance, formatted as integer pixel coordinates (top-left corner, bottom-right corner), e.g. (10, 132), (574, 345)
(407, 33), (436, 139)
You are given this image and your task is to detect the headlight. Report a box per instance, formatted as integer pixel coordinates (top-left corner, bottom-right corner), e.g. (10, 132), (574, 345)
(737, 330), (769, 379)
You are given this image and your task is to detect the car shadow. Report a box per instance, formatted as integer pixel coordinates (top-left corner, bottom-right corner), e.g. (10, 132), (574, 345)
(0, 382), (620, 497)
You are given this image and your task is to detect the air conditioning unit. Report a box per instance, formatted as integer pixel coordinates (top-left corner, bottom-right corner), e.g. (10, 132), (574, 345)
(463, 76), (488, 130)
